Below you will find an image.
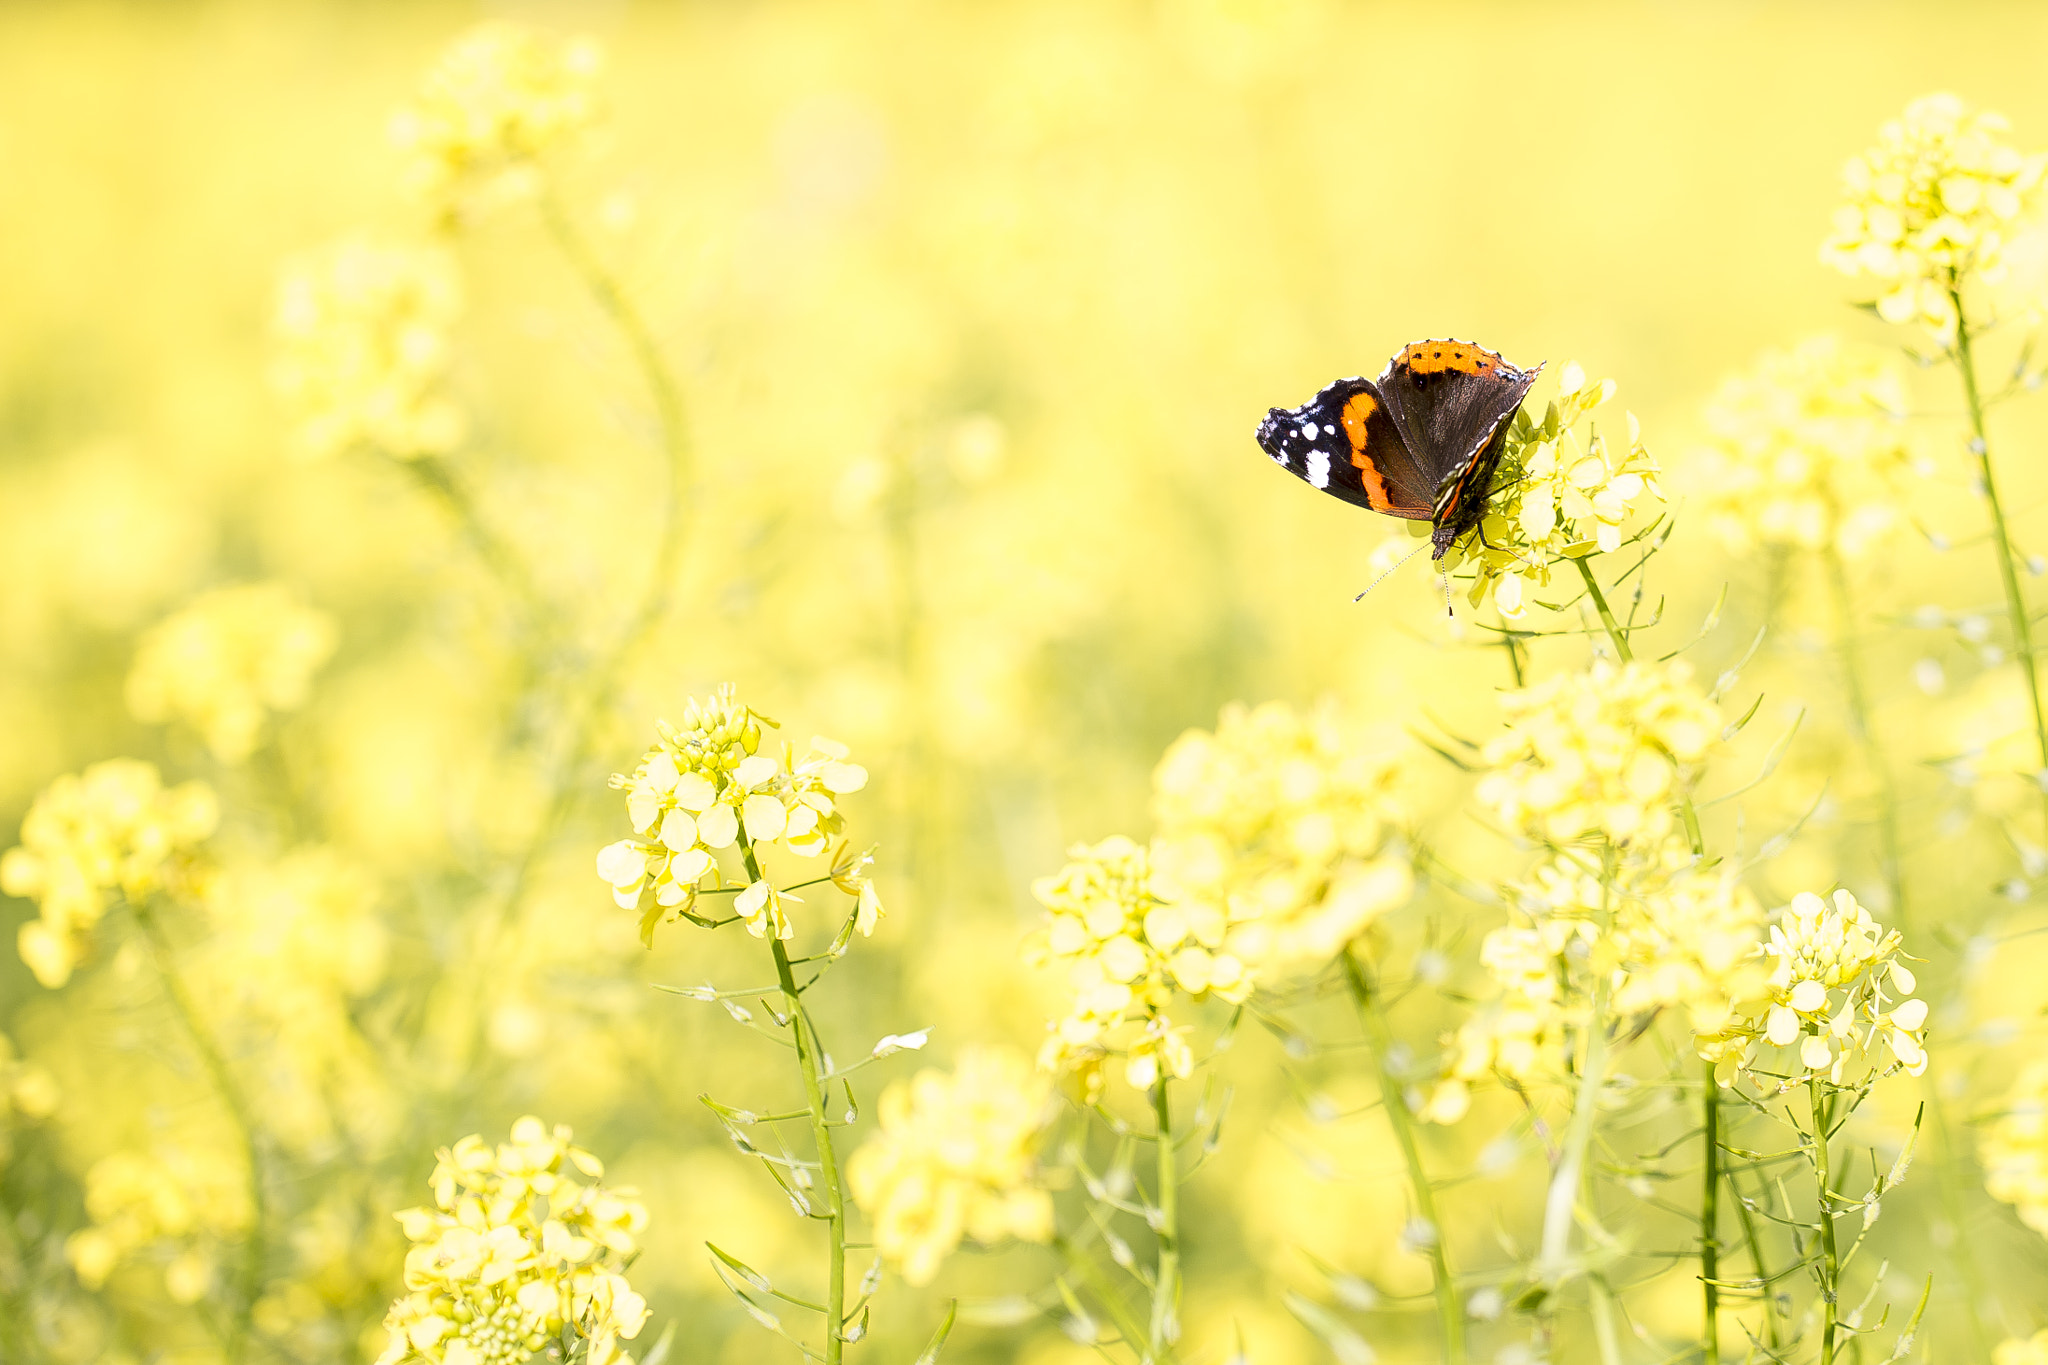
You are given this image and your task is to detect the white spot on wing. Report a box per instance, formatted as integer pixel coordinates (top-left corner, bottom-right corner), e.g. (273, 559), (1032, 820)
(1302, 421), (1320, 439)
(1308, 449), (1331, 488)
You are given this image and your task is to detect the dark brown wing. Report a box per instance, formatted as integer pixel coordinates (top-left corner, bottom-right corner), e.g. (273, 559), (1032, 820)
(1256, 376), (1432, 518)
(1373, 339), (1543, 511)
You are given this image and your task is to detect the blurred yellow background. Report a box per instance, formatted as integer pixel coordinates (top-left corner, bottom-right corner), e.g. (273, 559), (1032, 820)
(8, 1), (2048, 1362)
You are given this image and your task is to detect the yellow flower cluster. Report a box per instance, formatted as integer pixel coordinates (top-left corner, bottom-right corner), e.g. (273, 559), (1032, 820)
(1695, 890), (1927, 1089)
(376, 1117), (650, 1365)
(1996, 1332), (2048, 1365)
(391, 22), (604, 212)
(1476, 660), (1717, 848)
(1456, 365), (1662, 622)
(1029, 835), (1251, 1095)
(1, 759), (218, 988)
(1424, 925), (1572, 1122)
(126, 582), (339, 763)
(65, 1147), (250, 1301)
(0, 1032), (59, 1166)
(1149, 700), (1416, 974)
(1821, 93), (2046, 338)
(598, 685), (873, 943)
(846, 1047), (1056, 1287)
(1692, 337), (1914, 560)
(1983, 1059), (2048, 1239)
(272, 236), (465, 462)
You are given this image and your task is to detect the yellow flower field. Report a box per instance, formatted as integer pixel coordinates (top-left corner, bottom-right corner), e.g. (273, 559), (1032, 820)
(8, 4), (2048, 1363)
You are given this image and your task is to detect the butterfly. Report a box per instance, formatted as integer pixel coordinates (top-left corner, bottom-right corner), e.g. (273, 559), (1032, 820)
(1255, 339), (1543, 560)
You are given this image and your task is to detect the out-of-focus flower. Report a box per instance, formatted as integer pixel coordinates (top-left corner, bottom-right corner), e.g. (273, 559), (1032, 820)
(1455, 365), (1662, 621)
(0, 1032), (59, 1167)
(1, 759), (218, 988)
(391, 22), (604, 213)
(375, 1116), (650, 1365)
(126, 582), (339, 763)
(1475, 660), (1717, 849)
(272, 236), (465, 462)
(1695, 890), (1927, 1090)
(1692, 337), (1914, 560)
(1996, 1331), (2048, 1365)
(1026, 835), (1249, 1096)
(64, 1147), (250, 1297)
(1821, 93), (2046, 339)
(1149, 700), (1416, 975)
(846, 1047), (1055, 1286)
(1984, 1059), (2048, 1238)
(599, 685), (870, 943)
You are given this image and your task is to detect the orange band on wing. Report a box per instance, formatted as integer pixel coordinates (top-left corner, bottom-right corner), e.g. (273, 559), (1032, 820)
(1397, 339), (1506, 377)
(1340, 391), (1400, 513)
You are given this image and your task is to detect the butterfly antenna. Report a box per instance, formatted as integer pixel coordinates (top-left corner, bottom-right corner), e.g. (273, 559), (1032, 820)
(1353, 542), (1428, 602)
(1442, 571), (1453, 618)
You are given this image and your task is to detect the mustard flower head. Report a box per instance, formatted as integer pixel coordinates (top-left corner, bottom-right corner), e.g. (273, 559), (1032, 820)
(846, 1047), (1056, 1287)
(65, 1147), (250, 1300)
(1454, 365), (1662, 622)
(1982, 1059), (2048, 1240)
(1692, 337), (1914, 560)
(1821, 93), (2046, 339)
(376, 1116), (650, 1365)
(272, 236), (464, 462)
(391, 22), (604, 214)
(126, 582), (339, 763)
(1695, 890), (1927, 1090)
(1996, 1332), (2048, 1365)
(1149, 700), (1416, 975)
(1, 759), (218, 988)
(599, 685), (870, 943)
(1475, 660), (1717, 848)
(1027, 835), (1250, 1095)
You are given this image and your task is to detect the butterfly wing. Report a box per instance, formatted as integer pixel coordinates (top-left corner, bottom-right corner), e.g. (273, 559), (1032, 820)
(1374, 340), (1543, 518)
(1255, 376), (1434, 519)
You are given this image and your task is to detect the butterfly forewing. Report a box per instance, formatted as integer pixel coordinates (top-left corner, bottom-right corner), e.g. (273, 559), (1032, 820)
(1255, 377), (1433, 518)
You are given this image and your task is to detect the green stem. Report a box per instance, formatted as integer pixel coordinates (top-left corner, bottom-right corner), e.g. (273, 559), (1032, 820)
(1342, 949), (1466, 1364)
(1951, 285), (2048, 829)
(1539, 971), (1610, 1279)
(1821, 546), (1906, 921)
(750, 841), (847, 1363)
(131, 901), (265, 1365)
(1730, 1162), (1781, 1351)
(1809, 1081), (1839, 1365)
(1149, 1078), (1180, 1362)
(1701, 1061), (1720, 1364)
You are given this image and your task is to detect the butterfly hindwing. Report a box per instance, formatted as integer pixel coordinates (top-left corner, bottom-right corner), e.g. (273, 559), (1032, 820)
(1255, 377), (1433, 519)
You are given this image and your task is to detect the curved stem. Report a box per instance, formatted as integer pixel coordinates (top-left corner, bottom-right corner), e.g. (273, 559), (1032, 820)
(1700, 1061), (1720, 1364)
(749, 840), (847, 1363)
(1950, 286), (2048, 832)
(1342, 948), (1465, 1364)
(1809, 1081), (1840, 1365)
(1148, 1078), (1181, 1361)
(1574, 557), (1633, 664)
(130, 900), (265, 1365)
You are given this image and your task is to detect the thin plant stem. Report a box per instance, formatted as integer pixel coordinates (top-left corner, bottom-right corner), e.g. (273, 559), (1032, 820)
(1730, 1161), (1782, 1352)
(744, 838), (849, 1364)
(1342, 948), (1466, 1365)
(1821, 546), (1905, 920)
(1539, 973), (1610, 1279)
(1588, 1276), (1625, 1365)
(1148, 1078), (1181, 1362)
(1950, 285), (2048, 831)
(130, 899), (265, 1365)
(1808, 1080), (1840, 1365)
(1701, 1060), (1720, 1364)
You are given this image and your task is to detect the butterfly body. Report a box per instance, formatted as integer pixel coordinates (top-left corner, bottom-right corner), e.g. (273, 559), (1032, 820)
(1256, 339), (1543, 559)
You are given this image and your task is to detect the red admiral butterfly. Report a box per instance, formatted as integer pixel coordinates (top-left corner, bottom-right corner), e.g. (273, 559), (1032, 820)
(1256, 339), (1543, 560)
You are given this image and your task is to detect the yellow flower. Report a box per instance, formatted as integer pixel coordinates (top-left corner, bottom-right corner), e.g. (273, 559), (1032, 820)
(1452, 364), (1662, 621)
(1983, 1059), (2048, 1240)
(391, 22), (604, 214)
(271, 236), (465, 462)
(127, 582), (339, 763)
(64, 1147), (250, 1294)
(1, 759), (218, 988)
(1027, 835), (1250, 1094)
(1691, 337), (1914, 560)
(1475, 659), (1717, 848)
(376, 1117), (650, 1365)
(1821, 93), (2047, 340)
(846, 1047), (1055, 1287)
(1149, 699), (1416, 975)
(1694, 890), (1927, 1090)
(1995, 1331), (2048, 1365)
(600, 685), (870, 943)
